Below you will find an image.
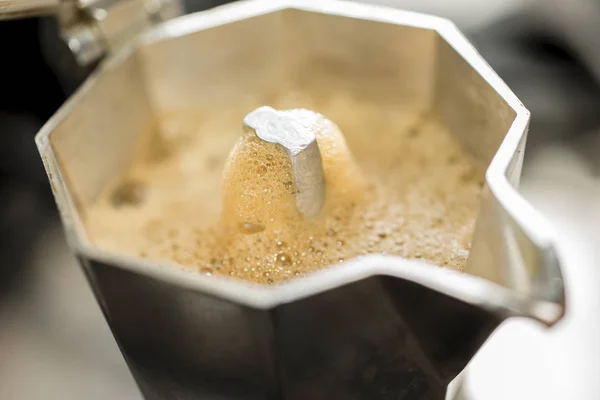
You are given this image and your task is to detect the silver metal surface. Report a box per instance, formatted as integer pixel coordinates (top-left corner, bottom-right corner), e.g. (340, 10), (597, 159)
(34, 1), (566, 399)
(451, 138), (600, 400)
(63, 25), (106, 66)
(243, 106), (326, 219)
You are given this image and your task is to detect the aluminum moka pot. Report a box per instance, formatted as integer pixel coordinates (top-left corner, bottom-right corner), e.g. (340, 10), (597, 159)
(29, 0), (566, 399)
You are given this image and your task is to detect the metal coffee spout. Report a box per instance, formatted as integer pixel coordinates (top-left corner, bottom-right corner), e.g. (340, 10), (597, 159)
(34, 1), (565, 399)
(243, 106), (326, 219)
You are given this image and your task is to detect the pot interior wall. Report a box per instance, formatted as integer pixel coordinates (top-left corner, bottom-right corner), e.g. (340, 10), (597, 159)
(47, 8), (517, 284)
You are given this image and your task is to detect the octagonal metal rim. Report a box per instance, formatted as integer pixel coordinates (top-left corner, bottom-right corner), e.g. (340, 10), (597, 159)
(35, 0), (564, 325)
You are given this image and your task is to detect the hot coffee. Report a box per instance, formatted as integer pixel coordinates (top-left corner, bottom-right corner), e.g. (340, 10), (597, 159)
(85, 89), (484, 284)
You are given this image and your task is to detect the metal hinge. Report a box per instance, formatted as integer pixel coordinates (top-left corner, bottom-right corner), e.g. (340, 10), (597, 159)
(0, 0), (182, 65)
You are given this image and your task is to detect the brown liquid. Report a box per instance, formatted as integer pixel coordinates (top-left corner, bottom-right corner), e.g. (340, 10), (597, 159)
(85, 90), (484, 284)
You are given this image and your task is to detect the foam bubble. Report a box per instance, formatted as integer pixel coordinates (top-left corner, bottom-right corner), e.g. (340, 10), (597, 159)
(85, 91), (484, 285)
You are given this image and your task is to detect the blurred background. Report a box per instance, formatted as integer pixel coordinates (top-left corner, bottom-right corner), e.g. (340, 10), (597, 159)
(0, 0), (598, 399)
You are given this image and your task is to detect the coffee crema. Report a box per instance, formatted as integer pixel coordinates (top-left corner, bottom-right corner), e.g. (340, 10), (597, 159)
(85, 90), (484, 284)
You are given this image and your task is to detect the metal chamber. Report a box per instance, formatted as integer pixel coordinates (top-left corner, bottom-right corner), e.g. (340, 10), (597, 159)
(35, 1), (565, 399)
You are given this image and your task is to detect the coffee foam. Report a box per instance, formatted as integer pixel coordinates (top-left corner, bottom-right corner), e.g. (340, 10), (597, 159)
(85, 91), (484, 284)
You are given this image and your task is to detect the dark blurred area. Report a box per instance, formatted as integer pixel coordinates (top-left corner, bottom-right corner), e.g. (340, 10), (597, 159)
(0, 0), (598, 399)
(471, 1), (600, 150)
(0, 17), (63, 297)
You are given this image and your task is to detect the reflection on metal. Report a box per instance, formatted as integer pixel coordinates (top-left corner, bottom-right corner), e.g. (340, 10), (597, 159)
(34, 1), (565, 399)
(244, 106), (326, 219)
